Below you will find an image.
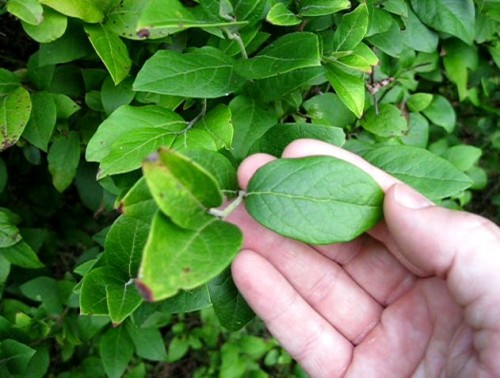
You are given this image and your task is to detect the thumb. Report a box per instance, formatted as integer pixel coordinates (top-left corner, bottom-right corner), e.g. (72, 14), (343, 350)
(384, 184), (500, 277)
(384, 183), (500, 320)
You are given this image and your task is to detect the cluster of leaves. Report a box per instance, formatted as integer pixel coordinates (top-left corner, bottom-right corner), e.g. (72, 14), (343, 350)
(0, 0), (499, 376)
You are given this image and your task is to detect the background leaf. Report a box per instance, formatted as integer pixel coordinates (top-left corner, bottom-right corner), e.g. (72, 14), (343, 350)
(22, 92), (57, 152)
(249, 123), (345, 156)
(324, 62), (365, 118)
(208, 269), (254, 331)
(137, 213), (242, 302)
(47, 132), (80, 192)
(299, 0), (350, 17)
(361, 104), (408, 137)
(85, 24), (132, 85)
(100, 327), (134, 378)
(410, 0), (475, 45)
(362, 145), (473, 199)
(0, 87), (32, 151)
(333, 3), (369, 52)
(39, 0), (104, 23)
(235, 32), (321, 79)
(134, 47), (240, 98)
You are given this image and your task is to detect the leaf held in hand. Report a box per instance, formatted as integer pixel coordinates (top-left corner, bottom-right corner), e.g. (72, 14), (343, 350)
(246, 156), (384, 244)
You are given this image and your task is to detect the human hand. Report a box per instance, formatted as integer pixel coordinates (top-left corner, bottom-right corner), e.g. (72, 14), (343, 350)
(229, 139), (500, 377)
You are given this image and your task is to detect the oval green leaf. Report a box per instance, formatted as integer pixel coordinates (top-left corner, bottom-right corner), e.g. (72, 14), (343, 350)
(246, 156), (384, 244)
(362, 145), (473, 199)
(142, 148), (223, 229)
(136, 212), (243, 302)
(0, 87), (32, 151)
(134, 47), (240, 98)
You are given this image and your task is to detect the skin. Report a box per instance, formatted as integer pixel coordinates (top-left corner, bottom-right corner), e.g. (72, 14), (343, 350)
(228, 139), (500, 378)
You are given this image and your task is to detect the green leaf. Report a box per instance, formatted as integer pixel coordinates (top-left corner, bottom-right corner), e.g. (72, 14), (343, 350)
(402, 7), (438, 53)
(181, 149), (238, 192)
(125, 322), (167, 361)
(158, 285), (212, 314)
(410, 0), (475, 45)
(0, 69), (21, 96)
(51, 93), (80, 120)
(142, 148), (222, 229)
(333, 3), (369, 52)
(105, 215), (149, 278)
(195, 104), (233, 150)
(324, 62), (365, 118)
(235, 33), (321, 80)
(100, 327), (134, 378)
(246, 156), (384, 244)
(136, 212), (242, 302)
(208, 269), (254, 331)
(38, 24), (93, 66)
(249, 123), (345, 157)
(0, 240), (44, 269)
(367, 7), (393, 36)
(383, 0), (408, 17)
(299, 0), (350, 17)
(244, 67), (326, 103)
(0, 339), (36, 375)
(86, 105), (187, 178)
(0, 87), (32, 151)
(22, 92), (57, 152)
(302, 92), (357, 128)
(443, 145), (482, 171)
(119, 178), (157, 221)
(335, 43), (379, 73)
(362, 146), (473, 199)
(47, 132), (80, 192)
(39, 0), (104, 23)
(101, 77), (135, 116)
(22, 7), (68, 43)
(366, 19), (403, 57)
(361, 104), (408, 137)
(80, 267), (123, 315)
(136, 0), (247, 36)
(84, 24), (132, 85)
(106, 283), (143, 325)
(407, 93), (433, 112)
(134, 47), (240, 98)
(266, 3), (301, 26)
(229, 96), (277, 161)
(443, 39), (478, 101)
(7, 0), (43, 25)
(0, 209), (21, 248)
(19, 277), (63, 314)
(399, 112), (429, 148)
(422, 95), (456, 133)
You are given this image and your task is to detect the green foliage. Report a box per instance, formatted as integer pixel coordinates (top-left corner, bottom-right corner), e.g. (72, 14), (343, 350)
(0, 0), (499, 375)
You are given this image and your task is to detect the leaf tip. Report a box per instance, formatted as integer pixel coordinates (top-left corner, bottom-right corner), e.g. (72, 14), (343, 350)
(135, 280), (155, 302)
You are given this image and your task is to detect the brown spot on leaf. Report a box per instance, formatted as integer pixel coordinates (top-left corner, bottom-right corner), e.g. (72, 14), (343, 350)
(136, 280), (154, 302)
(137, 29), (150, 39)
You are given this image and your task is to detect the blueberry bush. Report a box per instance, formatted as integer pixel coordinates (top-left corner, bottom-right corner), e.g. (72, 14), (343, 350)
(0, 0), (499, 376)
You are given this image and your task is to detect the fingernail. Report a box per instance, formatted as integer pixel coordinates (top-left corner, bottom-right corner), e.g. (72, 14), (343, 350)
(393, 184), (434, 209)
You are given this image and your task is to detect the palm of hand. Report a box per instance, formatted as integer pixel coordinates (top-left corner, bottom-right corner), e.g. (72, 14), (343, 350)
(231, 207), (492, 377)
(229, 142), (500, 378)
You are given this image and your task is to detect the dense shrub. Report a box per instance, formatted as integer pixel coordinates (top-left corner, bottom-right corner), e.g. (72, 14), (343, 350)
(0, 0), (499, 376)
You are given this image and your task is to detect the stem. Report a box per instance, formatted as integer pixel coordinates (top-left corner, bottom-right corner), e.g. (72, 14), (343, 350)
(223, 28), (248, 59)
(208, 190), (246, 219)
